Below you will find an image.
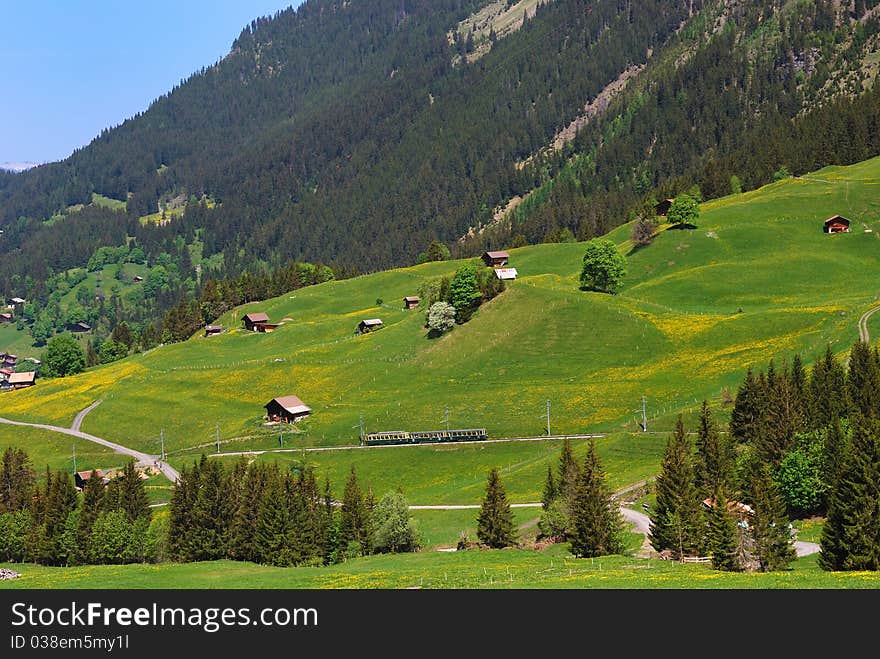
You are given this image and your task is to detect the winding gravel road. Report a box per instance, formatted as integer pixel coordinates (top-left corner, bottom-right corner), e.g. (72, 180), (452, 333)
(0, 402), (179, 483)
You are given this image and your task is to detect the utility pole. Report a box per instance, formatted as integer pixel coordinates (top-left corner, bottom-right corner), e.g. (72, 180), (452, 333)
(641, 396), (648, 432)
(72, 443), (76, 474)
(215, 423), (220, 454)
(546, 399), (551, 436)
(359, 413), (365, 444)
(160, 430), (165, 461)
(279, 429), (283, 449)
(445, 406), (450, 434)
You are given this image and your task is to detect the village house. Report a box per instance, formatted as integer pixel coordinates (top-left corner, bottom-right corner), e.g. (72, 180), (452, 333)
(9, 297), (25, 313)
(8, 371), (36, 390)
(133, 275), (144, 283)
(70, 321), (91, 333)
(0, 313), (12, 323)
(358, 318), (384, 334)
(204, 325), (224, 337)
(655, 198), (675, 216)
(264, 395), (312, 424)
(403, 296), (420, 310)
(823, 215), (851, 234)
(74, 469), (107, 490)
(242, 312), (270, 331)
(482, 250), (510, 267)
(2, 353), (18, 368)
(494, 268), (518, 281)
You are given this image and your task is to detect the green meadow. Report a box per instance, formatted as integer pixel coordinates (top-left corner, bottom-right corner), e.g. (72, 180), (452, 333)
(2, 549), (876, 589)
(2, 156), (880, 480)
(0, 424), (117, 474)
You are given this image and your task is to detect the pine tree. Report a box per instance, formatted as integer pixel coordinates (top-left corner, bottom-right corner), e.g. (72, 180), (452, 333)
(819, 416), (880, 571)
(706, 486), (739, 571)
(541, 465), (557, 509)
(847, 341), (880, 418)
(695, 400), (733, 497)
(568, 439), (624, 558)
(118, 461), (150, 524)
(809, 345), (848, 430)
(748, 465), (796, 572)
(649, 416), (705, 558)
(75, 469), (105, 563)
(339, 466), (371, 557)
(557, 438), (579, 504)
(476, 467), (516, 548)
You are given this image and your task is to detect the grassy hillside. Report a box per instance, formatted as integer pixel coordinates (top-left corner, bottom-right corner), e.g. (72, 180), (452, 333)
(3, 157), (880, 465)
(0, 425), (117, 474)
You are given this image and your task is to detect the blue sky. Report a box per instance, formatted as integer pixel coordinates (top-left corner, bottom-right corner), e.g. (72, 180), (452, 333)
(0, 1), (302, 166)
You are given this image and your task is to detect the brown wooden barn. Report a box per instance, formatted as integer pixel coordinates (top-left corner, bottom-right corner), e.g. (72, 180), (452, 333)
(358, 318), (384, 334)
(242, 312), (270, 331)
(823, 215), (851, 234)
(482, 250), (510, 267)
(204, 325), (223, 337)
(0, 313), (11, 323)
(8, 371), (36, 390)
(74, 469), (107, 490)
(655, 198), (675, 216)
(265, 395), (312, 424)
(70, 321), (91, 333)
(404, 296), (420, 310)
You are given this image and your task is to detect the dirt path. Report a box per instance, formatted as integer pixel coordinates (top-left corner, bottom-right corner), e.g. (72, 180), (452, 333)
(70, 399), (102, 432)
(858, 305), (880, 343)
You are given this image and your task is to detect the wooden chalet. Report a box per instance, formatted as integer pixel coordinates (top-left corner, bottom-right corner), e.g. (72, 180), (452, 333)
(70, 321), (91, 333)
(702, 497), (753, 521)
(494, 268), (518, 281)
(358, 318), (384, 334)
(8, 371), (36, 390)
(9, 297), (25, 312)
(265, 395), (312, 424)
(74, 469), (107, 490)
(133, 275), (144, 283)
(2, 353), (18, 368)
(204, 325), (223, 337)
(823, 215), (851, 234)
(0, 313), (11, 323)
(482, 250), (510, 267)
(404, 296), (420, 310)
(655, 198), (675, 216)
(242, 312), (270, 331)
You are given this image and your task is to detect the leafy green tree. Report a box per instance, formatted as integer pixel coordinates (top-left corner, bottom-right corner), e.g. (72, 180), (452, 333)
(630, 218), (656, 246)
(476, 467), (516, 548)
(649, 416), (705, 558)
(569, 439), (624, 558)
(0, 510), (32, 561)
(87, 510), (144, 564)
(418, 239), (451, 263)
(426, 301), (456, 335)
(579, 238), (626, 293)
(819, 416), (880, 571)
(666, 194), (700, 227)
(42, 333), (85, 377)
(373, 491), (419, 553)
(706, 487), (739, 571)
(98, 340), (128, 364)
(449, 263), (482, 322)
(774, 433), (827, 517)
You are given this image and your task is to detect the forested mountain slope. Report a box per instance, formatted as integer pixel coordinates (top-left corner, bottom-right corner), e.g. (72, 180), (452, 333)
(1, 0), (879, 351)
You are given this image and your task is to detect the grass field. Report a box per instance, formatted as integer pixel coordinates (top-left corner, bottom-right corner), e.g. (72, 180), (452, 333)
(2, 547), (876, 589)
(0, 424), (118, 474)
(2, 157), (880, 511)
(211, 433), (665, 504)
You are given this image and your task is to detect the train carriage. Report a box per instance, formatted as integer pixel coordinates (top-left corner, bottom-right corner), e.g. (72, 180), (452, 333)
(362, 428), (488, 446)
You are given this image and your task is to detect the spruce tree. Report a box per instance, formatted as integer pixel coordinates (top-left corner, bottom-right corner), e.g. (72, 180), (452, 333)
(229, 463), (267, 562)
(167, 459), (201, 561)
(255, 467), (293, 566)
(76, 469), (105, 563)
(730, 368), (764, 442)
(541, 465), (557, 509)
(36, 471), (78, 565)
(706, 487), (739, 571)
(118, 461), (151, 524)
(188, 456), (231, 561)
(339, 466), (371, 557)
(649, 416), (705, 558)
(748, 465), (796, 572)
(0, 447), (35, 513)
(847, 341), (880, 419)
(557, 438), (579, 504)
(822, 417), (850, 493)
(476, 467), (516, 548)
(568, 439), (624, 558)
(819, 416), (880, 571)
(695, 400), (733, 497)
(809, 345), (847, 430)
